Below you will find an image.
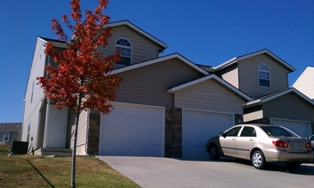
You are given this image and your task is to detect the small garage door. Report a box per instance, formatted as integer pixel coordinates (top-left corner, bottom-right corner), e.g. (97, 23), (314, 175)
(100, 103), (165, 157)
(182, 109), (234, 159)
(271, 118), (312, 138)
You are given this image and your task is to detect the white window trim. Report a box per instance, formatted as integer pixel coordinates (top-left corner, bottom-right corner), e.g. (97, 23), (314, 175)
(114, 38), (132, 65)
(258, 64), (271, 87)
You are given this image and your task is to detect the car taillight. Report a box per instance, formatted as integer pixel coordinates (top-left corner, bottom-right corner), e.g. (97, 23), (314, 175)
(272, 140), (288, 148)
(305, 142), (312, 149)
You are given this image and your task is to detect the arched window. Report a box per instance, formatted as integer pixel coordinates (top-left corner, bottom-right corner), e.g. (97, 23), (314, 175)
(258, 64), (270, 87)
(115, 38), (132, 65)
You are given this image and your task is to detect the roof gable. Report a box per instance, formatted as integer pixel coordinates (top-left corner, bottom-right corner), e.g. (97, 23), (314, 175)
(108, 20), (167, 51)
(245, 88), (314, 107)
(167, 74), (251, 101)
(112, 53), (209, 75)
(214, 49), (295, 72)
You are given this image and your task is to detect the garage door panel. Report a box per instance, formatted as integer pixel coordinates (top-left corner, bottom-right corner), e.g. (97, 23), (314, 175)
(183, 109), (233, 159)
(100, 103), (164, 157)
(271, 119), (311, 138)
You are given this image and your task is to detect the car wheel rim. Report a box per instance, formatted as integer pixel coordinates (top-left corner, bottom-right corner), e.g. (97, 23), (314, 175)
(253, 153), (262, 167)
(210, 147), (216, 157)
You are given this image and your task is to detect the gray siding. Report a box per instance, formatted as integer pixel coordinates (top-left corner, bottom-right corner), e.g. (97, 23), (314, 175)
(98, 26), (162, 65)
(263, 93), (314, 123)
(115, 58), (204, 107)
(174, 79), (244, 114)
(238, 54), (290, 99)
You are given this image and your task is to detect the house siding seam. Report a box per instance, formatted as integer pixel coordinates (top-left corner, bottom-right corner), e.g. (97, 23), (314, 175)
(115, 58), (204, 107)
(238, 54), (289, 99)
(165, 107), (182, 158)
(174, 79), (244, 114)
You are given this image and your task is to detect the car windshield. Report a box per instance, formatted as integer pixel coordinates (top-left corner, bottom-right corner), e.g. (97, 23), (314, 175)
(260, 126), (298, 138)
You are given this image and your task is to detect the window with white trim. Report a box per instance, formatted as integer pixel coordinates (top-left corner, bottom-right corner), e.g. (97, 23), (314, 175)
(258, 64), (270, 87)
(115, 38), (132, 65)
(4, 132), (10, 142)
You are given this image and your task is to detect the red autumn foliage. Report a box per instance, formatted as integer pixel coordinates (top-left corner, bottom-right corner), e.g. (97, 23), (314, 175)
(37, 0), (121, 115)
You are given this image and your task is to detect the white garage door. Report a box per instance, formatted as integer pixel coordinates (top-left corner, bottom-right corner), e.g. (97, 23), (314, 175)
(271, 118), (312, 138)
(182, 109), (234, 159)
(100, 103), (165, 157)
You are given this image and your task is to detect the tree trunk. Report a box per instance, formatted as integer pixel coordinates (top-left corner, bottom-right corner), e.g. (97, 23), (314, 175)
(71, 92), (83, 188)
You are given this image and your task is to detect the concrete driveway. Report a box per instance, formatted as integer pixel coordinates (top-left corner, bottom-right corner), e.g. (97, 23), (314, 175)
(96, 156), (314, 188)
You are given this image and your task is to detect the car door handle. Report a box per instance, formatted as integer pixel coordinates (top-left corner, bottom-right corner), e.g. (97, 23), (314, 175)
(249, 138), (253, 141)
(232, 138), (236, 141)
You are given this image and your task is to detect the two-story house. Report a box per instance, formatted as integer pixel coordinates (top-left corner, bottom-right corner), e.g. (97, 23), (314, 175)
(22, 20), (314, 159)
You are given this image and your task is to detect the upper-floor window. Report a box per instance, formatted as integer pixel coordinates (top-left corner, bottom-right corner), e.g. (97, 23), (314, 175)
(115, 38), (132, 66)
(258, 64), (270, 87)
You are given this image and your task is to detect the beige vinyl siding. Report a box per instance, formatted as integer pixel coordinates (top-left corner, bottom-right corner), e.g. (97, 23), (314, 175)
(98, 26), (162, 64)
(263, 92), (314, 123)
(238, 54), (289, 99)
(216, 64), (239, 88)
(243, 110), (263, 122)
(174, 79), (244, 114)
(115, 58), (204, 107)
(71, 110), (88, 149)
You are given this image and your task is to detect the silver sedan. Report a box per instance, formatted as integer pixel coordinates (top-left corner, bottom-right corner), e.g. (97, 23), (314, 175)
(205, 124), (313, 169)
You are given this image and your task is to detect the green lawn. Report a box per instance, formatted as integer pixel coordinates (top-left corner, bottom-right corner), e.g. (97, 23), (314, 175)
(0, 144), (140, 188)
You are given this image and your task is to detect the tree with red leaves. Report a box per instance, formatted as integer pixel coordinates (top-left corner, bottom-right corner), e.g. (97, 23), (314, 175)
(37, 0), (121, 187)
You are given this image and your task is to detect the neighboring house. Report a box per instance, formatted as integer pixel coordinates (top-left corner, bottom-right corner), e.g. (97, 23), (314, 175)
(292, 66), (314, 100)
(0, 123), (22, 144)
(22, 20), (314, 159)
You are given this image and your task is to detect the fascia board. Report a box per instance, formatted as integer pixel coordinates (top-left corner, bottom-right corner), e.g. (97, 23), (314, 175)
(112, 54), (209, 75)
(39, 37), (67, 48)
(262, 88), (314, 105)
(108, 20), (168, 49)
(213, 57), (237, 70)
(167, 75), (215, 93)
(167, 74), (252, 101)
(244, 99), (262, 107)
(237, 49), (295, 72)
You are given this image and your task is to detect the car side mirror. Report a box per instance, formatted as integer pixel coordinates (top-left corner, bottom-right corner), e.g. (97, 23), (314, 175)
(220, 132), (226, 138)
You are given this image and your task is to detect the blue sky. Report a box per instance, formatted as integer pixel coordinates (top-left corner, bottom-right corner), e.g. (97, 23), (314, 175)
(0, 0), (313, 123)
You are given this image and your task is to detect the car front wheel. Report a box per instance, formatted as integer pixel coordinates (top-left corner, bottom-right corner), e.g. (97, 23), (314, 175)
(251, 150), (266, 169)
(209, 144), (220, 160)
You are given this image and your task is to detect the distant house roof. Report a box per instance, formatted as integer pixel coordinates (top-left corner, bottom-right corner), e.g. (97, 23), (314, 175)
(213, 49), (295, 72)
(112, 53), (210, 75)
(108, 20), (168, 52)
(167, 74), (251, 101)
(244, 88), (314, 107)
